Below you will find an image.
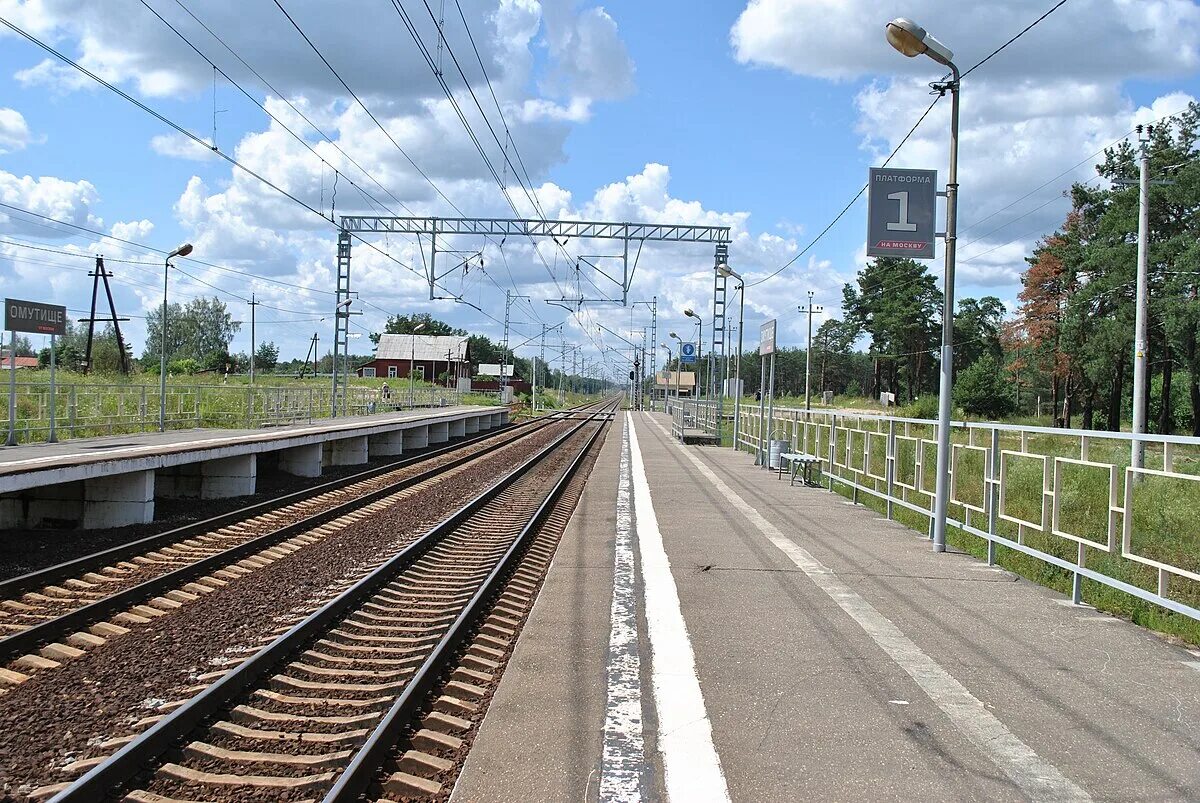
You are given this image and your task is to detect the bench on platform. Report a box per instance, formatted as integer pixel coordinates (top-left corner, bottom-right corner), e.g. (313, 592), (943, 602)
(778, 452), (822, 487)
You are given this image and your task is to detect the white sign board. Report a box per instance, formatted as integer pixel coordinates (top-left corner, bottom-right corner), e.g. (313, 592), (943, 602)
(478, 363), (513, 377)
(759, 319), (777, 356)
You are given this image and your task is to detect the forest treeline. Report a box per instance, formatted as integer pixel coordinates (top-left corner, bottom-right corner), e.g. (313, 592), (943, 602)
(726, 104), (1200, 434)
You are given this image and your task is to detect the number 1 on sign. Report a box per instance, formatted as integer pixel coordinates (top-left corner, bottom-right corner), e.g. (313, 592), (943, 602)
(886, 191), (917, 232)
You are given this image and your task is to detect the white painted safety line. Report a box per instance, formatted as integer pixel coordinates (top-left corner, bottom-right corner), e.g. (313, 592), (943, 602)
(1183, 661), (1200, 675)
(646, 416), (1092, 803)
(629, 414), (731, 803)
(600, 418), (645, 802)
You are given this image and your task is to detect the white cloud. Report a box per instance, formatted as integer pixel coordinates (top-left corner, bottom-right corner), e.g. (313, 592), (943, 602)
(149, 133), (217, 161)
(0, 170), (101, 235)
(731, 0), (1200, 296)
(731, 0), (1200, 81)
(0, 108), (34, 154)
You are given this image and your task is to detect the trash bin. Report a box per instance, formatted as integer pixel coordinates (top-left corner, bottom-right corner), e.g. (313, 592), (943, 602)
(769, 439), (789, 470)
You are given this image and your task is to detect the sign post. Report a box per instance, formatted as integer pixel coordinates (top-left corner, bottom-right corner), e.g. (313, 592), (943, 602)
(5, 298), (67, 446)
(867, 167), (937, 259)
(757, 319), (777, 468)
(48, 334), (57, 443)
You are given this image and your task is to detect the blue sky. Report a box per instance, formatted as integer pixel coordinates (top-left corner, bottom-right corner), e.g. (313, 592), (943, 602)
(2, 0), (1199, 376)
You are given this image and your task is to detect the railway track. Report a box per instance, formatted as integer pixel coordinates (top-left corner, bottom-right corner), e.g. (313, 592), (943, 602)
(33, 398), (617, 802)
(0, 403), (606, 679)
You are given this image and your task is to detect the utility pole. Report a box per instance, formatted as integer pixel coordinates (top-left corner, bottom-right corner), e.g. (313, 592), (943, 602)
(502, 290), (529, 400)
(1131, 124), (1153, 471)
(81, 256), (131, 374)
(802, 293), (824, 410)
(650, 297), (657, 410)
(249, 293), (259, 384)
(536, 325), (545, 412)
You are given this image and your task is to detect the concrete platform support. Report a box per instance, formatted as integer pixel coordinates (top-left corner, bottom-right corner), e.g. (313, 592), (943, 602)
(403, 425), (429, 451)
(276, 443), (322, 477)
(465, 416), (481, 434)
(429, 421), (450, 445)
(84, 470), (155, 528)
(449, 419), (467, 439)
(199, 454), (256, 499)
(489, 412), (504, 429)
(0, 481), (85, 529)
(1, 472), (154, 529)
(367, 430), (404, 458)
(328, 435), (368, 467)
(499, 409), (510, 425)
(154, 454), (257, 499)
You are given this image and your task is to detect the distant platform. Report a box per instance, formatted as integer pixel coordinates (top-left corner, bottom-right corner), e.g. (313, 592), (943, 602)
(0, 406), (507, 529)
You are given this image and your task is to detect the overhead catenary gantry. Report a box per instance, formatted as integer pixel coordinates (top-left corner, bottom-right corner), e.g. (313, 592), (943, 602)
(337, 215), (732, 306)
(334, 215), (732, 413)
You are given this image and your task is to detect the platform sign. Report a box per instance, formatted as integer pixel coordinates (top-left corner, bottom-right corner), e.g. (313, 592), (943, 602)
(5, 298), (66, 336)
(680, 341), (697, 365)
(759, 319), (776, 356)
(867, 167), (937, 260)
(5, 298), (67, 446)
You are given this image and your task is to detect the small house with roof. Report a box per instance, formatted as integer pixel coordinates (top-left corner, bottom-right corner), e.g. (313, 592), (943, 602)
(356, 334), (472, 385)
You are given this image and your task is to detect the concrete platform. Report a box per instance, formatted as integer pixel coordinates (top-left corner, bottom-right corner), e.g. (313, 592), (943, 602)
(0, 405), (508, 528)
(454, 412), (1200, 802)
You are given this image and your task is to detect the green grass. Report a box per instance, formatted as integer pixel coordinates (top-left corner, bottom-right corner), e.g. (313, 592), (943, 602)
(0, 369), (501, 442)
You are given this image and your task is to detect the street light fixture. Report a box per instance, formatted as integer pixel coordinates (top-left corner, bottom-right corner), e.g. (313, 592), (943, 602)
(887, 15), (960, 554)
(718, 261), (744, 449)
(159, 242), (194, 432)
(885, 18), (954, 64)
(409, 322), (426, 408)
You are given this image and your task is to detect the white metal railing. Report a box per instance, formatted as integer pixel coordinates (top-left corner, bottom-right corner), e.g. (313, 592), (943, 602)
(734, 404), (1200, 623)
(666, 397), (724, 442)
(0, 382), (469, 443)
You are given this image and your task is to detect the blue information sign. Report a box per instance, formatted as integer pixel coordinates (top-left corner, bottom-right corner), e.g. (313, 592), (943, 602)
(680, 342), (697, 365)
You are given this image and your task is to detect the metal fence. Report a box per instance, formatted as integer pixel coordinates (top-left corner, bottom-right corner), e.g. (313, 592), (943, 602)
(1, 382), (467, 443)
(669, 396), (1200, 624)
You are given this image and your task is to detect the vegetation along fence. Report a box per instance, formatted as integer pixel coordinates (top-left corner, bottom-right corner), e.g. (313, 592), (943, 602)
(0, 382), (468, 443)
(668, 397), (1200, 631)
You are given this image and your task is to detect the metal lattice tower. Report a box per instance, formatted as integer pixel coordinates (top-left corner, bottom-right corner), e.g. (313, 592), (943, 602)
(712, 243), (729, 404)
(332, 231), (352, 416)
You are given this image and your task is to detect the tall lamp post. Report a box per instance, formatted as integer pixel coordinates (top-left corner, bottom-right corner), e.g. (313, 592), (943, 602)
(684, 308), (706, 400)
(717, 262), (744, 449)
(159, 242), (194, 432)
(669, 332), (684, 408)
(887, 16), (959, 553)
(409, 321), (426, 408)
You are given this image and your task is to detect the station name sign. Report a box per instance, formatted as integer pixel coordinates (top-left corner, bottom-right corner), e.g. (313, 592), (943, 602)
(759, 319), (777, 356)
(5, 298), (67, 337)
(866, 167), (937, 260)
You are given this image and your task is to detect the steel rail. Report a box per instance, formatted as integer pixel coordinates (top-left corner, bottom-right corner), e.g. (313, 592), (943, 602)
(0, 407), (601, 664)
(0, 421), (520, 599)
(325, 400), (614, 801)
(50, 402), (616, 802)
(1, 399), (605, 598)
